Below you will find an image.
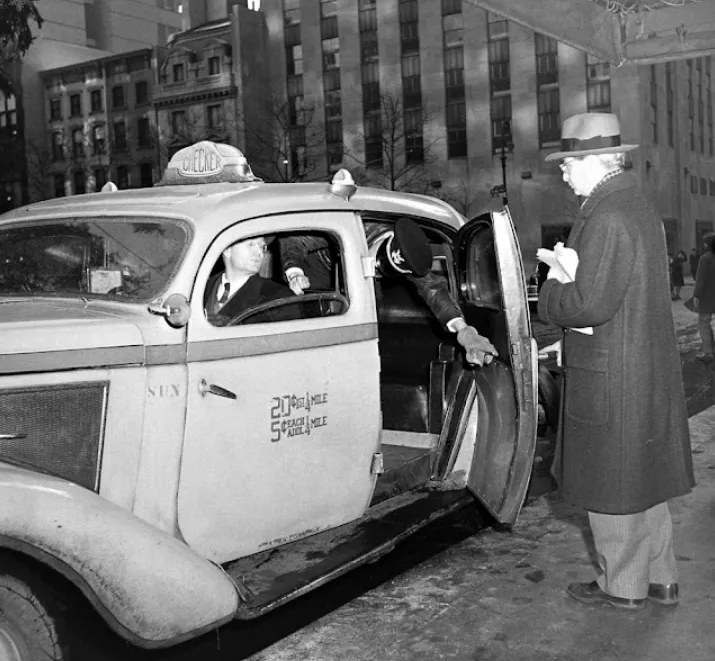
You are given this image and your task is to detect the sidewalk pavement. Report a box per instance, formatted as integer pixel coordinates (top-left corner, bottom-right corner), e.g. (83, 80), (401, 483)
(252, 281), (715, 661)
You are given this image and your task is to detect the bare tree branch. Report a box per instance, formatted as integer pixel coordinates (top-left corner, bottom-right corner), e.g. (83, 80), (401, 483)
(236, 90), (324, 183)
(344, 91), (442, 193)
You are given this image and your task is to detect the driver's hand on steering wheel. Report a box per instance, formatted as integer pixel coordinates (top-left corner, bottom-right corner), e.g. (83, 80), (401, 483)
(286, 268), (311, 295)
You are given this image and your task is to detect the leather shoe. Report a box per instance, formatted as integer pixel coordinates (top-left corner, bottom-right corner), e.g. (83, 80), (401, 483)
(648, 582), (679, 606)
(566, 581), (646, 610)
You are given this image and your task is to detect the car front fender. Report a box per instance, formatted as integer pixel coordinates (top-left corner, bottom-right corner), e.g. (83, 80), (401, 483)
(0, 464), (239, 649)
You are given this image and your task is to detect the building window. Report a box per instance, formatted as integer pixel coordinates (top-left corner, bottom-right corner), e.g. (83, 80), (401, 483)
(650, 65), (658, 145)
(710, 179), (715, 196)
(446, 101), (467, 158)
(361, 62), (379, 113)
(286, 45), (303, 75)
(535, 33), (558, 85)
(208, 56), (221, 76)
(69, 93), (82, 118)
(586, 54), (610, 113)
(442, 1), (465, 161)
(535, 34), (560, 148)
(73, 170), (86, 195)
(491, 95), (512, 154)
(91, 124), (106, 155)
(359, 0), (378, 62)
(72, 128), (84, 158)
(135, 80), (149, 105)
(94, 168), (107, 191)
(665, 62), (674, 147)
(49, 97), (62, 121)
(137, 117), (151, 148)
(488, 14), (510, 93)
(701, 177), (707, 195)
(111, 86), (125, 109)
(691, 175), (698, 194)
(173, 63), (185, 83)
(0, 92), (17, 140)
(53, 174), (65, 197)
(52, 132), (64, 161)
(404, 108), (424, 164)
(140, 163), (153, 187)
(538, 88), (561, 147)
(113, 121), (127, 151)
(399, 0), (419, 53)
(90, 89), (103, 113)
(171, 110), (187, 137)
(117, 165), (129, 189)
(207, 104), (223, 130)
(322, 37), (339, 70)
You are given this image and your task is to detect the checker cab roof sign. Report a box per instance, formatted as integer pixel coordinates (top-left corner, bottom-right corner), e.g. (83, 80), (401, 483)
(157, 141), (261, 186)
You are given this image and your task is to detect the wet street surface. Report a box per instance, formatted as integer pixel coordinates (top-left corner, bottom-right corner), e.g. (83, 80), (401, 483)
(70, 309), (713, 661)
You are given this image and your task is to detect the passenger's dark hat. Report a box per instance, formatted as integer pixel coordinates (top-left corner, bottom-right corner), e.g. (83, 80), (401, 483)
(544, 112), (638, 162)
(375, 217), (432, 278)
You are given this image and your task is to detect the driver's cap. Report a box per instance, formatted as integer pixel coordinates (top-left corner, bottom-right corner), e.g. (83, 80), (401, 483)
(381, 217), (432, 277)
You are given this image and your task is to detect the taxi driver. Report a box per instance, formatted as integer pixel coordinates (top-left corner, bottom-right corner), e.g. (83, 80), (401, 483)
(204, 235), (292, 325)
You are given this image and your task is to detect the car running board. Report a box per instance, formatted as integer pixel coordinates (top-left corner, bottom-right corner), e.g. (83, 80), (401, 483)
(224, 488), (472, 620)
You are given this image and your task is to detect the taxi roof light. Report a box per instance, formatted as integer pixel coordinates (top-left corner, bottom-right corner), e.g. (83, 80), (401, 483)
(157, 140), (262, 187)
(328, 168), (357, 200)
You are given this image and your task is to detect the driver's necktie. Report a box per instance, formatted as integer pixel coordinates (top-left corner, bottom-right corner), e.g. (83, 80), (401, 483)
(218, 282), (230, 306)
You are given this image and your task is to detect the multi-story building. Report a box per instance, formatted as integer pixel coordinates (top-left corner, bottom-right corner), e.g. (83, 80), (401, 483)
(256, 0), (715, 269)
(152, 3), (268, 173)
(23, 0), (715, 270)
(1, 0), (185, 208)
(41, 49), (157, 197)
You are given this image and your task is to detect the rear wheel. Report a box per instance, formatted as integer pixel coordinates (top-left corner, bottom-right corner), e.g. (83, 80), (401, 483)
(0, 562), (66, 661)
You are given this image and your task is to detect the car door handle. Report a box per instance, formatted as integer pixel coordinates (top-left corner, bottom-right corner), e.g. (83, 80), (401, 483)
(198, 379), (237, 400)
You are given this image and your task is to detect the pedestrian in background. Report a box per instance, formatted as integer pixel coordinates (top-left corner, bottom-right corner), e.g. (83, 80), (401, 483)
(689, 247), (700, 281)
(670, 249), (686, 300)
(693, 234), (715, 362)
(538, 112), (694, 610)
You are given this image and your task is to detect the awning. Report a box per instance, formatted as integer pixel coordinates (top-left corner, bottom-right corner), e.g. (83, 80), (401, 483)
(466, 0), (715, 65)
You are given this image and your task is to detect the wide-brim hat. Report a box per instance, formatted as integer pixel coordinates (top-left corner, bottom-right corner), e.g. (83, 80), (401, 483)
(373, 217), (432, 278)
(544, 112), (638, 162)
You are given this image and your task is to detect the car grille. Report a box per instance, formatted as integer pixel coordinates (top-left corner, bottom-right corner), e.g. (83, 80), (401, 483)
(0, 382), (109, 491)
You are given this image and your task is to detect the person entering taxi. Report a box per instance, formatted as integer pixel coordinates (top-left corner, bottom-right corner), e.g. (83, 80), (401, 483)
(280, 217), (497, 367)
(204, 235), (293, 326)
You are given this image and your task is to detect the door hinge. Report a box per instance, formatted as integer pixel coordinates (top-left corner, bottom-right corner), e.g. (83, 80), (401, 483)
(370, 452), (384, 475)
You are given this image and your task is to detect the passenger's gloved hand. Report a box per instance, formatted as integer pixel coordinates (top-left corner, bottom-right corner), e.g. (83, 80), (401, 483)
(457, 326), (497, 366)
(286, 269), (311, 295)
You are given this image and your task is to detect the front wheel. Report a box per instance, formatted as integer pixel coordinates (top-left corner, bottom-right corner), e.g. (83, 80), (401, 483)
(0, 562), (66, 661)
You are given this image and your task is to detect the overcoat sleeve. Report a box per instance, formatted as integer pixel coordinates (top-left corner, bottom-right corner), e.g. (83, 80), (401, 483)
(538, 210), (636, 329)
(693, 256), (708, 299)
(407, 271), (462, 328)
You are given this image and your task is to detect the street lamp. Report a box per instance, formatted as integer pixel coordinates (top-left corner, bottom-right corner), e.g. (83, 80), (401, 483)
(282, 158), (289, 182)
(491, 119), (514, 206)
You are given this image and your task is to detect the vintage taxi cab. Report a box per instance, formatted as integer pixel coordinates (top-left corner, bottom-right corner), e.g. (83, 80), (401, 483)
(0, 141), (542, 659)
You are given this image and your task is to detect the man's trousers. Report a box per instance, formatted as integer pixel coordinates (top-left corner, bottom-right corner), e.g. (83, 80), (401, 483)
(588, 502), (677, 600)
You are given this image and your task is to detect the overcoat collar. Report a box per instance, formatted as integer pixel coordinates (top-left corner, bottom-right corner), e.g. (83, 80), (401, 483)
(580, 171), (636, 216)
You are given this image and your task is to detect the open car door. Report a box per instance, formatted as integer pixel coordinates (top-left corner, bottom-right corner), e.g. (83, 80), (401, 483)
(452, 208), (538, 524)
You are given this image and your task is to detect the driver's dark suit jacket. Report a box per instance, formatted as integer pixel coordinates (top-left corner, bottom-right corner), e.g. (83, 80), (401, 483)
(204, 273), (293, 325)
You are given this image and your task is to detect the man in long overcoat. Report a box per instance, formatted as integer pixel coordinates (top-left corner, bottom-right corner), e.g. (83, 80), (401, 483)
(538, 112), (694, 610)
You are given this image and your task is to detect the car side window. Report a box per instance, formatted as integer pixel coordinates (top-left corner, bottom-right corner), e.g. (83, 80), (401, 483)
(204, 230), (348, 327)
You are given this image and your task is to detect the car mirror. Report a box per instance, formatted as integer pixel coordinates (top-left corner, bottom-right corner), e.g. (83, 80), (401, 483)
(148, 293), (190, 328)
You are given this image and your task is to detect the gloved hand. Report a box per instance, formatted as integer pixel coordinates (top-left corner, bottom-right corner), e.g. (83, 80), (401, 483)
(457, 326), (497, 366)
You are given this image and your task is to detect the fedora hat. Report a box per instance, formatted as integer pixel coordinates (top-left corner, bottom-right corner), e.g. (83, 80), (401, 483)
(544, 112), (638, 162)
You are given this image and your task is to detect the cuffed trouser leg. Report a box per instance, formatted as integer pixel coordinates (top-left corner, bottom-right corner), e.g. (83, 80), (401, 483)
(698, 312), (714, 354)
(588, 502), (676, 600)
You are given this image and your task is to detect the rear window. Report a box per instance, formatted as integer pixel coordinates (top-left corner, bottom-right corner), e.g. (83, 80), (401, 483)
(0, 217), (189, 302)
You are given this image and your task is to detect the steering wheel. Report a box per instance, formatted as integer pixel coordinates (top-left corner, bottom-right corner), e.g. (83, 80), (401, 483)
(226, 291), (348, 326)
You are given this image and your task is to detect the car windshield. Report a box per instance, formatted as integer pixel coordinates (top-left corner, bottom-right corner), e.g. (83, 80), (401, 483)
(0, 217), (189, 302)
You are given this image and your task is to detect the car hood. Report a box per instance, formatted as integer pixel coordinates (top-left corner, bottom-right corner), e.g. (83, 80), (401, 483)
(0, 299), (145, 374)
